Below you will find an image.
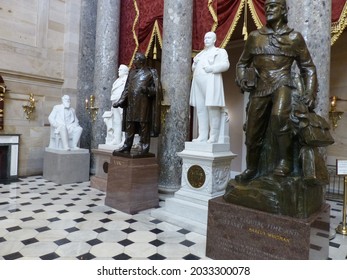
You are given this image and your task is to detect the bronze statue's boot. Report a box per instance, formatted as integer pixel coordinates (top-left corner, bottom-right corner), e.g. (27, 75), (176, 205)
(112, 145), (131, 155)
(273, 133), (293, 177)
(113, 133), (134, 155)
(235, 168), (257, 183)
(235, 147), (260, 183)
(138, 143), (149, 155)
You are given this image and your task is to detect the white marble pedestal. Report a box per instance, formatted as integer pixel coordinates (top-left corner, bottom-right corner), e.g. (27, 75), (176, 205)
(90, 147), (114, 192)
(151, 142), (236, 235)
(43, 148), (90, 184)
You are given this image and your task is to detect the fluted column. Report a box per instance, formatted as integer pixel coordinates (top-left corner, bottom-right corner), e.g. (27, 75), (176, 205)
(287, 0), (331, 117)
(91, 0), (121, 173)
(158, 0), (194, 194)
(76, 0), (98, 150)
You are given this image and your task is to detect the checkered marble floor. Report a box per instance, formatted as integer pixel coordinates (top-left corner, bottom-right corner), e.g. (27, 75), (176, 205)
(0, 176), (346, 260)
(327, 199), (347, 260)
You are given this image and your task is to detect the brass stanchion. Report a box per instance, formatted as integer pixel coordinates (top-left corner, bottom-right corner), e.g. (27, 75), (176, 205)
(336, 176), (347, 235)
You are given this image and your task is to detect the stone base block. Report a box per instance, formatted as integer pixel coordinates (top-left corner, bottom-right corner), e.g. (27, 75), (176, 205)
(90, 149), (113, 192)
(206, 196), (330, 260)
(151, 189), (213, 235)
(43, 149), (90, 184)
(105, 155), (159, 214)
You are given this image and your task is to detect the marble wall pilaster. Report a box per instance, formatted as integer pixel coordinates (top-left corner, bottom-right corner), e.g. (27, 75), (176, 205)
(158, 0), (194, 194)
(90, 0), (121, 173)
(76, 0), (98, 151)
(287, 0), (331, 118)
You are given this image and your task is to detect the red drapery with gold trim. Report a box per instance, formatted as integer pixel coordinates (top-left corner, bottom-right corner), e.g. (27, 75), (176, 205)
(119, 0), (163, 66)
(192, 0), (244, 51)
(119, 0), (137, 66)
(119, 0), (245, 65)
(119, 0), (347, 66)
(331, 0), (347, 44)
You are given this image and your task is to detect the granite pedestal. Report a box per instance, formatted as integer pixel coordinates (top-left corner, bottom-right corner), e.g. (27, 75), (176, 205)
(43, 148), (90, 184)
(105, 154), (159, 214)
(90, 148), (113, 192)
(206, 196), (330, 260)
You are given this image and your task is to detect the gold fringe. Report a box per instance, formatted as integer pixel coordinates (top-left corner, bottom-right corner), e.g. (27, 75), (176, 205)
(208, 0), (219, 32)
(145, 20), (163, 59)
(153, 41), (157, 59)
(155, 20), (163, 48)
(242, 0), (248, 40)
(192, 0), (245, 53)
(248, 0), (264, 29)
(331, 1), (347, 46)
(220, 0), (246, 48)
(242, 23), (248, 40)
(130, 0), (140, 67)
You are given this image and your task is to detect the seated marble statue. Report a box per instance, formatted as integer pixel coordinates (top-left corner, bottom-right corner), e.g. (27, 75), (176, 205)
(103, 64), (129, 146)
(48, 95), (82, 150)
(189, 31), (230, 143)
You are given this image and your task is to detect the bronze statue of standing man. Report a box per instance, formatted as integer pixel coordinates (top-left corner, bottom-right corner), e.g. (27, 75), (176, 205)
(113, 52), (161, 155)
(235, 0), (318, 183)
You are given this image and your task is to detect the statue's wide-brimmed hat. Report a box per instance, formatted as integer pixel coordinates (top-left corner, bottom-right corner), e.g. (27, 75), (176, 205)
(265, 0), (288, 23)
(265, 0), (287, 7)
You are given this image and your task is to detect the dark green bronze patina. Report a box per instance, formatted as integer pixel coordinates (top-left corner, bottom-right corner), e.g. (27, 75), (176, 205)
(224, 0), (334, 218)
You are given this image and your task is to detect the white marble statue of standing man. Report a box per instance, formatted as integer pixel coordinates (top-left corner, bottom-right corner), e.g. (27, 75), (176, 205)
(189, 31), (230, 143)
(103, 64), (129, 146)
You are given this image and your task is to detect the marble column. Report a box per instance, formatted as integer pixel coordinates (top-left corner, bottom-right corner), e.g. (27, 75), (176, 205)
(287, 0), (331, 118)
(91, 0), (121, 173)
(158, 0), (194, 194)
(76, 0), (98, 150)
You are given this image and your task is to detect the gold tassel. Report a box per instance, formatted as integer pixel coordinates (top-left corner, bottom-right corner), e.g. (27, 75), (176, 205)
(243, 0), (248, 40)
(153, 36), (157, 60)
(242, 23), (248, 40)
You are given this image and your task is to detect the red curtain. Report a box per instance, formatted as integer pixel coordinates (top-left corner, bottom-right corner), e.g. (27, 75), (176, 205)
(119, 0), (347, 66)
(136, 0), (163, 55)
(214, 0), (245, 48)
(192, 0), (216, 51)
(119, 0), (137, 66)
(120, 0), (244, 64)
(119, 0), (163, 66)
(248, 0), (266, 27)
(193, 0), (244, 51)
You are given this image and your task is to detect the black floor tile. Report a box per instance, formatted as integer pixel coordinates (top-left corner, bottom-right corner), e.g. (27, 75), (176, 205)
(148, 253), (166, 260)
(22, 238), (39, 245)
(77, 252), (96, 260)
(118, 239), (134, 247)
(40, 252), (60, 260)
(3, 252), (23, 260)
(149, 239), (165, 247)
(113, 253), (131, 260)
(183, 254), (200, 260)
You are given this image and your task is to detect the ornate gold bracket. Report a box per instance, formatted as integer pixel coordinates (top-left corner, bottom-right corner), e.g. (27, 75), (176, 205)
(22, 93), (36, 120)
(85, 95), (99, 122)
(329, 96), (344, 130)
